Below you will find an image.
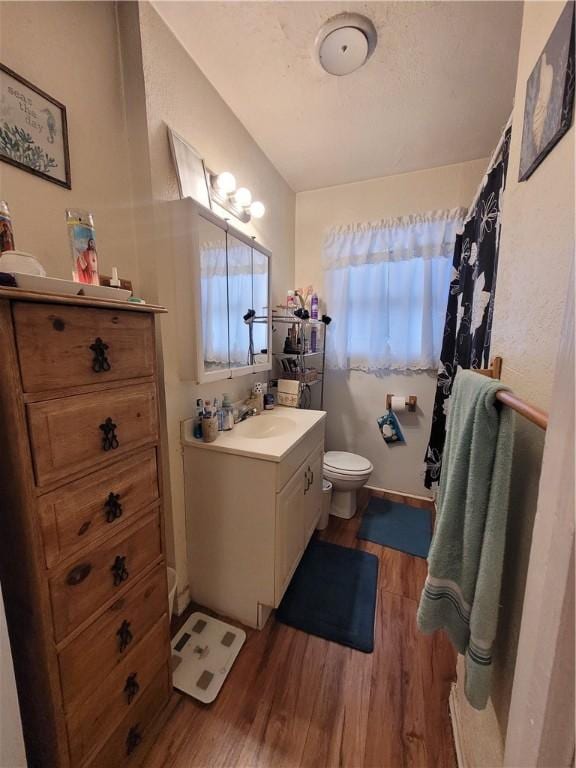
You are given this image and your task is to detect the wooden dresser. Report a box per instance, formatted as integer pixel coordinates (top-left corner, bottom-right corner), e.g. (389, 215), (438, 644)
(0, 289), (172, 767)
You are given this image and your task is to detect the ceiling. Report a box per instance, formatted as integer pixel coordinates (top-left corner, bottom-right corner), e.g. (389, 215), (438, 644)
(154, 1), (523, 192)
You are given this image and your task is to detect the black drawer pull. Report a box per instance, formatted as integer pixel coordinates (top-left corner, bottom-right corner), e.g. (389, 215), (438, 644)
(117, 619), (133, 652)
(104, 492), (123, 523)
(99, 417), (119, 451)
(111, 555), (129, 586)
(90, 337), (111, 373)
(126, 725), (142, 755)
(124, 673), (140, 704)
(66, 563), (92, 586)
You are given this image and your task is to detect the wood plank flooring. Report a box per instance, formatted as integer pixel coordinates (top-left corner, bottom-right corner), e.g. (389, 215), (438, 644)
(145, 492), (457, 768)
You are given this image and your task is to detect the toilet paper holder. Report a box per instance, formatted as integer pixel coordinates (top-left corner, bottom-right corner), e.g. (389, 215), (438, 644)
(386, 394), (417, 412)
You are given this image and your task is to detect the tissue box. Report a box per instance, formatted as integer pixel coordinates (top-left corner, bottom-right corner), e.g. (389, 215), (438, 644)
(277, 379), (300, 408)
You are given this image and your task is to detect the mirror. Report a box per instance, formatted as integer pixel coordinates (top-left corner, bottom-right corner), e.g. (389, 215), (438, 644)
(252, 247), (269, 364)
(226, 234), (253, 370)
(198, 215), (229, 375)
(186, 201), (271, 383)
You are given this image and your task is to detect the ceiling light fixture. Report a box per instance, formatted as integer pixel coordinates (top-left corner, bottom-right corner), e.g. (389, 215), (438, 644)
(315, 13), (377, 76)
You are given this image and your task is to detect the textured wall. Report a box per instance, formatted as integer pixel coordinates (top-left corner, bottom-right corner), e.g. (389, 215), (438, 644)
(136, 2), (296, 606)
(0, 6), (139, 761)
(456, 2), (574, 763)
(491, 0), (574, 743)
(0, 2), (140, 290)
(295, 159), (487, 495)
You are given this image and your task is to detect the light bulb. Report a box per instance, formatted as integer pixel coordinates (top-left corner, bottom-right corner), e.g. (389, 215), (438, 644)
(214, 171), (236, 195)
(234, 187), (252, 208)
(250, 201), (265, 219)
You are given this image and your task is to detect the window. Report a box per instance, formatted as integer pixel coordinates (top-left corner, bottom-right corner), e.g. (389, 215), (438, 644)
(322, 209), (465, 372)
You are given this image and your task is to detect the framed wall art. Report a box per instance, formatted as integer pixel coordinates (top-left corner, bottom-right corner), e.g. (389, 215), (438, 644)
(167, 126), (211, 208)
(518, 1), (575, 181)
(0, 63), (71, 188)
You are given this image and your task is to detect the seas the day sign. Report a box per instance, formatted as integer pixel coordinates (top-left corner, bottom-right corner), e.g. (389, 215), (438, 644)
(0, 64), (70, 188)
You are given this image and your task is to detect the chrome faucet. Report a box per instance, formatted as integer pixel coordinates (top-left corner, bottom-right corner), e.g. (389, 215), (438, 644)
(237, 406), (258, 423)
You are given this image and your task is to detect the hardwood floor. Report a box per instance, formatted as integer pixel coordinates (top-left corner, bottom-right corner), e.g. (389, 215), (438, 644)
(145, 492), (457, 768)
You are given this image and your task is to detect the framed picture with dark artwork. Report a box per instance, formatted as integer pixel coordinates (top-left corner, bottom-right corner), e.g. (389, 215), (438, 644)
(0, 63), (71, 188)
(518, 1), (575, 181)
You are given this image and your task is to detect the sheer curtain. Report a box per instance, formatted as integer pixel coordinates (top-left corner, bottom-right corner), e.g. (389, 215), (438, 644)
(322, 209), (465, 372)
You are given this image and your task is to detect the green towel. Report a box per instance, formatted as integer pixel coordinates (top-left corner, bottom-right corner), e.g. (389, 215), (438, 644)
(417, 369), (515, 710)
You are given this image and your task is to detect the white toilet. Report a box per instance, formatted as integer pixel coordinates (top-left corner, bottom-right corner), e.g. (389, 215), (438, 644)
(323, 451), (373, 519)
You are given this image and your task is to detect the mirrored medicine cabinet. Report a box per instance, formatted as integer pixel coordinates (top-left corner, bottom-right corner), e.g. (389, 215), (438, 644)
(165, 198), (271, 384)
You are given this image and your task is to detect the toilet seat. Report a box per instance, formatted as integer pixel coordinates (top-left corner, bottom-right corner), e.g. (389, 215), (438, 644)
(323, 451), (373, 519)
(323, 451), (373, 477)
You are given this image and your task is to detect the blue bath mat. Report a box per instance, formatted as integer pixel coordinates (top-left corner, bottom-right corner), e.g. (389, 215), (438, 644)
(358, 497), (432, 558)
(276, 538), (378, 653)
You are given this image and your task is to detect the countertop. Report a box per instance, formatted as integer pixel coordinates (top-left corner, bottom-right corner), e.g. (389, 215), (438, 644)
(181, 406), (326, 462)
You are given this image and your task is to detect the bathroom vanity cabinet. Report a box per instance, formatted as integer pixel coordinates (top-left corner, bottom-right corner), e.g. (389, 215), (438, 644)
(0, 289), (173, 767)
(181, 409), (326, 629)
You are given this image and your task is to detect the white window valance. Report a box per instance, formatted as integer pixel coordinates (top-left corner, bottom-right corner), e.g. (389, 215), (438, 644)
(322, 207), (466, 269)
(323, 208), (465, 372)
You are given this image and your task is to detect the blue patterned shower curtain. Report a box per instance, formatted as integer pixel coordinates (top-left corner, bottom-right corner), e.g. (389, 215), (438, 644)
(424, 127), (512, 489)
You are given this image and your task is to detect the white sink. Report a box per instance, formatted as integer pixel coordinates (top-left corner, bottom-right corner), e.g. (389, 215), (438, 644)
(235, 415), (296, 439)
(181, 406), (326, 462)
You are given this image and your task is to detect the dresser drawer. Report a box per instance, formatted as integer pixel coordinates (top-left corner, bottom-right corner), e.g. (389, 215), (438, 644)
(27, 383), (158, 487)
(13, 302), (155, 393)
(38, 448), (159, 568)
(59, 563), (168, 710)
(50, 513), (162, 641)
(86, 665), (171, 768)
(66, 614), (169, 765)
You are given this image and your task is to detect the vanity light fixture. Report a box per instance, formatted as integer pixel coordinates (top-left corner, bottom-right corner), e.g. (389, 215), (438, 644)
(233, 187), (252, 208)
(214, 171), (236, 195)
(249, 201), (266, 219)
(208, 168), (266, 222)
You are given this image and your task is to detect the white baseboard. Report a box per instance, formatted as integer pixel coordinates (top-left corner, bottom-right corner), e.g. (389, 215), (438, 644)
(365, 484), (434, 503)
(449, 685), (466, 768)
(449, 670), (504, 768)
(174, 584), (191, 616)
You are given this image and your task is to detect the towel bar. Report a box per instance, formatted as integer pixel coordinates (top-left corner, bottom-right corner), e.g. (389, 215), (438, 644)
(478, 356), (548, 430)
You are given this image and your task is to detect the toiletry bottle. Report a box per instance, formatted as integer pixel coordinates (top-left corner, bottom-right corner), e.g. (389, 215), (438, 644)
(310, 325), (317, 353)
(222, 394), (234, 431)
(311, 293), (319, 320)
(110, 267), (121, 288)
(193, 399), (204, 439)
(213, 399), (223, 431)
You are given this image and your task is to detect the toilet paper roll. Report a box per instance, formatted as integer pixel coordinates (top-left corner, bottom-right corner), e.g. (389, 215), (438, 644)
(390, 396), (406, 412)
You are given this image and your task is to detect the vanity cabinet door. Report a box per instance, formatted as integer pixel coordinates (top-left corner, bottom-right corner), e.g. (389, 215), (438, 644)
(303, 445), (323, 542)
(275, 466), (305, 605)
